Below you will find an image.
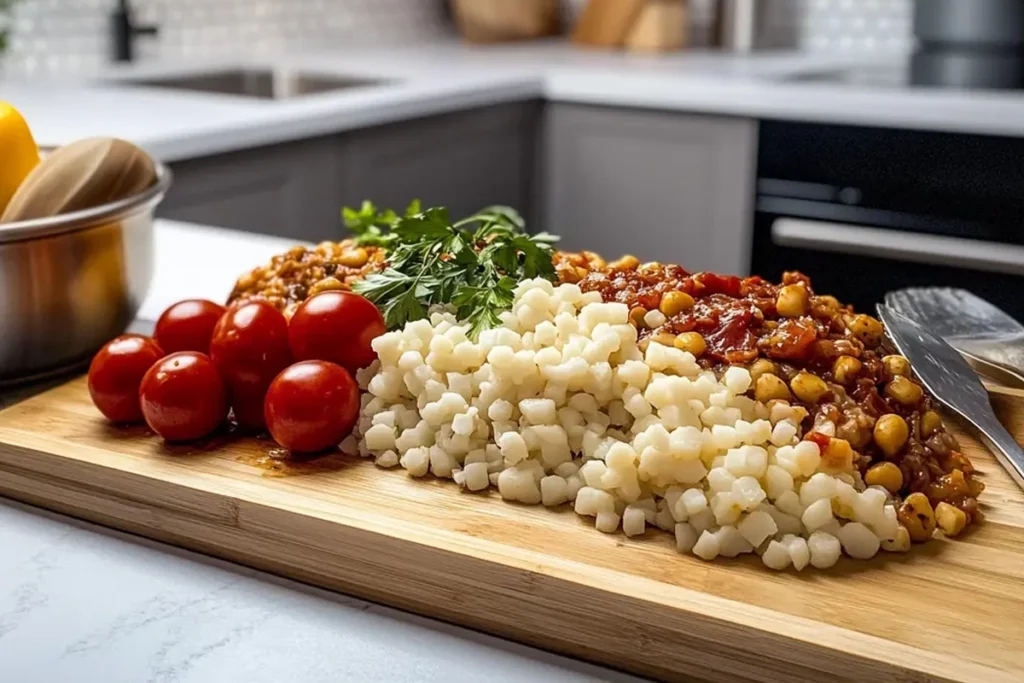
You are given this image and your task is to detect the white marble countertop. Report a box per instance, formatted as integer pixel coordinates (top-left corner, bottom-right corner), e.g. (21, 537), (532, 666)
(2, 39), (1023, 164)
(0, 499), (643, 683)
(0, 219), (647, 683)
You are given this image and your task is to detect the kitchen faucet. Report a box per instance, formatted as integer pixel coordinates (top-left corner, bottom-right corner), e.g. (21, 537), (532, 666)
(111, 0), (158, 62)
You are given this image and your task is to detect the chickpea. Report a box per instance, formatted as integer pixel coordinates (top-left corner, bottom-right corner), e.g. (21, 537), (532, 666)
(338, 247), (370, 268)
(823, 437), (854, 472)
(638, 261), (661, 275)
(885, 375), (924, 405)
(920, 410), (942, 437)
(815, 295), (841, 311)
(755, 373), (792, 403)
(673, 332), (706, 357)
(308, 277), (346, 297)
(883, 354), (911, 377)
(659, 291), (695, 317)
(748, 359), (775, 382)
(898, 492), (937, 542)
(935, 502), (967, 537)
(608, 254), (640, 270)
(629, 306), (648, 328)
(776, 284), (809, 317)
(847, 313), (884, 345)
(881, 525), (911, 553)
(650, 332), (677, 348)
(873, 414), (909, 456)
(832, 355), (862, 384)
(790, 371), (829, 404)
(927, 469), (970, 502)
(865, 461), (904, 494)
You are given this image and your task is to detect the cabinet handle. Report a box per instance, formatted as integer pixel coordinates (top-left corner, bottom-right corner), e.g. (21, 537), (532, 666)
(771, 217), (1024, 276)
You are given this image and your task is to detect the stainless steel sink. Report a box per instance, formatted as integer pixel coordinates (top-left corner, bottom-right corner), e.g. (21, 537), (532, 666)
(121, 68), (390, 99)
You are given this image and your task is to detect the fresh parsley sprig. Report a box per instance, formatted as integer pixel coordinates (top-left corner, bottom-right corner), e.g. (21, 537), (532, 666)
(347, 201), (559, 338)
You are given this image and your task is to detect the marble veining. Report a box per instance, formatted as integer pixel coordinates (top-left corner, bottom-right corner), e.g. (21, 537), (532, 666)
(0, 500), (645, 683)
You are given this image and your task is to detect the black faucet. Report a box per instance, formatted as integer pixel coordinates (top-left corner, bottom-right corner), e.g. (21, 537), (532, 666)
(111, 0), (158, 62)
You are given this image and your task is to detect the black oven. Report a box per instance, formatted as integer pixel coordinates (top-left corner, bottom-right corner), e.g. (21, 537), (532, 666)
(750, 121), (1024, 320)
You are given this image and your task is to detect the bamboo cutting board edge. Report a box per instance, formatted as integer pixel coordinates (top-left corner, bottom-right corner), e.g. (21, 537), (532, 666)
(0, 378), (1020, 683)
(0, 441), (990, 683)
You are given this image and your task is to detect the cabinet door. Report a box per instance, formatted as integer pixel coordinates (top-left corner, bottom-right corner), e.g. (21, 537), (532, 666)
(338, 102), (541, 224)
(544, 104), (757, 275)
(159, 137), (340, 242)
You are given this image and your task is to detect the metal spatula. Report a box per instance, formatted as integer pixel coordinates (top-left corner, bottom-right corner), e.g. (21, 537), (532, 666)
(877, 304), (1024, 490)
(884, 287), (1024, 389)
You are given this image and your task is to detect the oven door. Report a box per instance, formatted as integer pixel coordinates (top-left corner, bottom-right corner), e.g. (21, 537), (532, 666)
(750, 214), (1024, 321)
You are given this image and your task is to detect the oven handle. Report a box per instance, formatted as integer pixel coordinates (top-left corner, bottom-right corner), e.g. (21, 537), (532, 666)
(771, 218), (1024, 277)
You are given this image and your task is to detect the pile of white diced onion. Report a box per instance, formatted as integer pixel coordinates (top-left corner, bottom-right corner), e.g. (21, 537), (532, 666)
(348, 278), (910, 570)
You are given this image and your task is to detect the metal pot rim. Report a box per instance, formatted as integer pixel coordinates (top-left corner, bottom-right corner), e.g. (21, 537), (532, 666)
(0, 161), (173, 244)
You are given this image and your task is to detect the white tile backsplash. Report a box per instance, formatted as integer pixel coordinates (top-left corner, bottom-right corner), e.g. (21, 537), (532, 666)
(0, 0), (911, 79)
(2, 0), (450, 78)
(567, 0), (911, 53)
(769, 0), (912, 53)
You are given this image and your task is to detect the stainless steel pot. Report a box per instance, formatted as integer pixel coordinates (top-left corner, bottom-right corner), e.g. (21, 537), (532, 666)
(914, 0), (1024, 49)
(0, 161), (171, 385)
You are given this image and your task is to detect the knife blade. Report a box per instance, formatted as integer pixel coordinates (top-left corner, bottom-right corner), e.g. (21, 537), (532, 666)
(877, 303), (1024, 490)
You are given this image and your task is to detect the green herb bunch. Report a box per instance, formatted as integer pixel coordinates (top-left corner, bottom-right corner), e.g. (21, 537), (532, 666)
(343, 200), (559, 339)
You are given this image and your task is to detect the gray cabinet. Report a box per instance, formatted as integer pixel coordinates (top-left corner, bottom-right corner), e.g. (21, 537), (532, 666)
(337, 102), (542, 224)
(543, 104), (757, 275)
(159, 137), (341, 242)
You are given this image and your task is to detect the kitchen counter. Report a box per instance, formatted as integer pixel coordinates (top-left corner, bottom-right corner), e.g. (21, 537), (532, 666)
(0, 219), (645, 683)
(0, 498), (643, 683)
(3, 39), (1024, 164)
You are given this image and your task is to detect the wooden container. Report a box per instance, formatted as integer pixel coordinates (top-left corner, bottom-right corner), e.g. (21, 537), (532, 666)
(571, 0), (647, 48)
(625, 0), (688, 52)
(450, 0), (561, 43)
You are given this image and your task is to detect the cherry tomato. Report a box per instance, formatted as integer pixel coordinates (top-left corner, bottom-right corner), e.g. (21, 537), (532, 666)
(264, 361), (359, 453)
(88, 335), (165, 423)
(288, 291), (385, 374)
(229, 380), (271, 431)
(139, 352), (227, 441)
(154, 299), (226, 354)
(209, 301), (292, 430)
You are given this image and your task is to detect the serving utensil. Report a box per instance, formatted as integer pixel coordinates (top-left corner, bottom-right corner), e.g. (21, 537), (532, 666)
(877, 303), (1024, 490)
(884, 287), (1024, 389)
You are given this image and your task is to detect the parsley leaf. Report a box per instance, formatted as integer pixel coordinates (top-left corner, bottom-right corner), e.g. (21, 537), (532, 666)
(344, 200), (559, 338)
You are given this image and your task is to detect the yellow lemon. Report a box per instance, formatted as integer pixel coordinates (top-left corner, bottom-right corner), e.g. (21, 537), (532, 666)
(0, 101), (41, 215)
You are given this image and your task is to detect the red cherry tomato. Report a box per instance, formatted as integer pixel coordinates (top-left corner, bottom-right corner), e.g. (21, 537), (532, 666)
(88, 335), (165, 423)
(264, 361), (359, 453)
(229, 380), (271, 431)
(139, 352), (227, 441)
(288, 291), (385, 374)
(209, 301), (292, 430)
(154, 299), (226, 354)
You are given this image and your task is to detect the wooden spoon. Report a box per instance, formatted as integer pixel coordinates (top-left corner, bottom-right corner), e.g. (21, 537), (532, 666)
(0, 137), (156, 223)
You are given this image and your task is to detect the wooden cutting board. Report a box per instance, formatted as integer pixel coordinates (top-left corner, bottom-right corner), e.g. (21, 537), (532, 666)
(0, 377), (1022, 683)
